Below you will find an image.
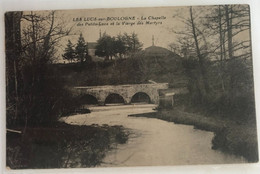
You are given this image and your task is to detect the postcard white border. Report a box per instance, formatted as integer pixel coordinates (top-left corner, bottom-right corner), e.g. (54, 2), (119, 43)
(0, 0), (260, 174)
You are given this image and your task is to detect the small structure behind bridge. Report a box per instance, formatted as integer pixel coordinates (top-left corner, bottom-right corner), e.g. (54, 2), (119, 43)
(70, 83), (169, 105)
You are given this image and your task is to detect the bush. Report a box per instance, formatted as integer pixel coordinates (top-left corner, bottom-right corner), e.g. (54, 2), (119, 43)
(7, 63), (82, 127)
(182, 58), (256, 123)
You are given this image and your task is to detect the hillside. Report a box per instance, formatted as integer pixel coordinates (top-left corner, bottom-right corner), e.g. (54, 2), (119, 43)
(53, 48), (188, 88)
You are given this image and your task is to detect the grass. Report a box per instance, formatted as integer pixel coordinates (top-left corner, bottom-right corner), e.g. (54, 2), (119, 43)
(129, 108), (258, 162)
(6, 122), (129, 169)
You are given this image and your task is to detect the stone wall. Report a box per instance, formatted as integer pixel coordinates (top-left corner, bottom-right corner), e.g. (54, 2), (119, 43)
(71, 83), (168, 105)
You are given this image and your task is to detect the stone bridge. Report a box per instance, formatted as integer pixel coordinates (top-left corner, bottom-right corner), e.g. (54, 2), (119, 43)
(70, 83), (169, 105)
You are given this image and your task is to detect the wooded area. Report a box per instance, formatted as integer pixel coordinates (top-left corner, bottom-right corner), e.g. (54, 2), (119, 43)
(6, 11), (81, 127)
(170, 5), (255, 122)
(5, 11), (130, 169)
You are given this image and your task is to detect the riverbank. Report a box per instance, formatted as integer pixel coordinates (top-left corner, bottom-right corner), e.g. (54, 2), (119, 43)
(6, 122), (129, 169)
(129, 108), (258, 162)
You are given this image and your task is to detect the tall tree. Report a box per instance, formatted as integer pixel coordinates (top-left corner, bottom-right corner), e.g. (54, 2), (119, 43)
(75, 33), (88, 63)
(63, 40), (75, 63)
(114, 34), (127, 59)
(189, 7), (210, 95)
(203, 5), (251, 92)
(5, 11), (23, 125)
(95, 34), (115, 60)
(123, 32), (143, 56)
(225, 5), (233, 59)
(204, 5), (251, 60)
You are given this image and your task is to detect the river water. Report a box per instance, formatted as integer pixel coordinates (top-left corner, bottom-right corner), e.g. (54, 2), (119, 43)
(61, 104), (246, 167)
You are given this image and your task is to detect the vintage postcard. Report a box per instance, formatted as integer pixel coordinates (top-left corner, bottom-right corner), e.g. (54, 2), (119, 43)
(5, 5), (258, 169)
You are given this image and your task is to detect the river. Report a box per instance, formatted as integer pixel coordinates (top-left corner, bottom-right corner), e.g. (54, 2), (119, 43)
(61, 104), (246, 167)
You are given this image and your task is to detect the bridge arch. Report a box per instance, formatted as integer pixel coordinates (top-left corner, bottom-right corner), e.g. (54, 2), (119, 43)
(79, 94), (98, 105)
(131, 92), (151, 104)
(71, 83), (168, 105)
(105, 93), (126, 105)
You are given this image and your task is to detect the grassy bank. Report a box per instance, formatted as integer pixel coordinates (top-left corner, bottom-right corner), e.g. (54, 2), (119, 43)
(129, 108), (258, 162)
(6, 122), (129, 169)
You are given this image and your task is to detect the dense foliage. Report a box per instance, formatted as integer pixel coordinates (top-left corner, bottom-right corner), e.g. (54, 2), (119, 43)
(54, 52), (185, 88)
(95, 32), (143, 60)
(6, 11), (79, 127)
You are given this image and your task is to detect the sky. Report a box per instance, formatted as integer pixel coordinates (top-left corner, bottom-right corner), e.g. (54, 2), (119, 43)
(21, 5), (250, 62)
(56, 6), (187, 50)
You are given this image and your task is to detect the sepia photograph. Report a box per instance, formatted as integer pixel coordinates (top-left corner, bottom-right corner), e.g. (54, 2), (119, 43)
(4, 4), (259, 169)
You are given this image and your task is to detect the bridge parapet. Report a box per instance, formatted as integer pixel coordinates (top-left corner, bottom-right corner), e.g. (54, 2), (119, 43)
(74, 83), (168, 90)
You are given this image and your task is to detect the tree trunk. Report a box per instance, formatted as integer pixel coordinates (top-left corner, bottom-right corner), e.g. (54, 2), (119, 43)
(218, 5), (223, 62)
(5, 12), (22, 125)
(225, 5), (233, 59)
(189, 7), (210, 95)
(218, 5), (225, 92)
